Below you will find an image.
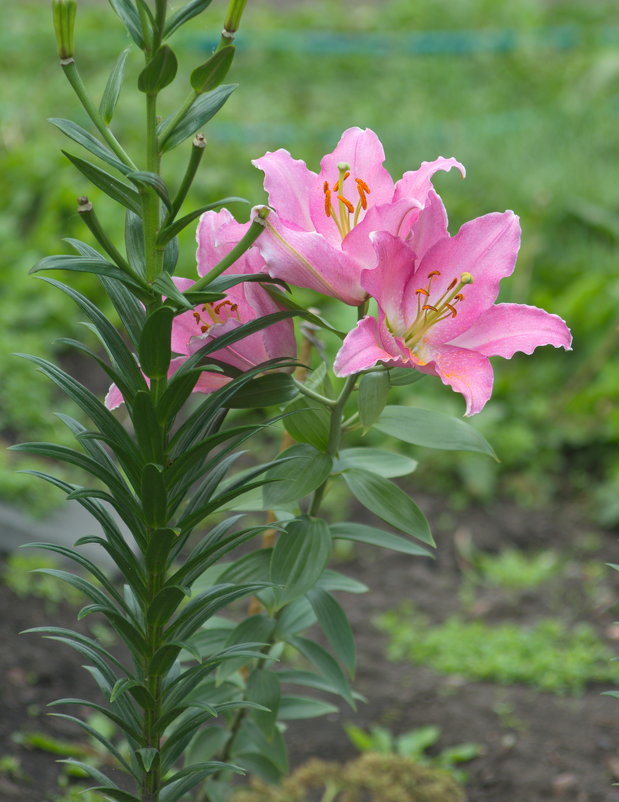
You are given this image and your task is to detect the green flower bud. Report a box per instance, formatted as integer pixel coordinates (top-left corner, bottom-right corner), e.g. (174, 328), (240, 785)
(223, 0), (248, 39)
(52, 0), (77, 61)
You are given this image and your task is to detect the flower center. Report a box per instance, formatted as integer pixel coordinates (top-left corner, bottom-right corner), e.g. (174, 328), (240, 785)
(402, 270), (474, 351)
(322, 161), (371, 239)
(192, 298), (240, 334)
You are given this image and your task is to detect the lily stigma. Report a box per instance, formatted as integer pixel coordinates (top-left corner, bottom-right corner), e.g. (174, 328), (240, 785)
(323, 161), (371, 238)
(402, 270), (474, 353)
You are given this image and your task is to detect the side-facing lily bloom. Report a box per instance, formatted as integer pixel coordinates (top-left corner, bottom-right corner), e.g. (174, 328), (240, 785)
(252, 126), (464, 305)
(105, 209), (296, 410)
(333, 196), (572, 415)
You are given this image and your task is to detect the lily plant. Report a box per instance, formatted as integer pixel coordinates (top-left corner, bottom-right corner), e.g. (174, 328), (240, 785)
(15, 2), (571, 802)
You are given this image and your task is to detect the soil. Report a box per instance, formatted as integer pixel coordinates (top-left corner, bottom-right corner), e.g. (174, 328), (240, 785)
(2, 496), (619, 802)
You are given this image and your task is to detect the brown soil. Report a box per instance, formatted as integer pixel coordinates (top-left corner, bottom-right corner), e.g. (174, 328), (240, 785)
(2, 496), (619, 802)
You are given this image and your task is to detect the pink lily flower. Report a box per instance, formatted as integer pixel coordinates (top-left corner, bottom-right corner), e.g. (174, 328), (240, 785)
(105, 210), (296, 410)
(333, 196), (572, 415)
(252, 126), (464, 305)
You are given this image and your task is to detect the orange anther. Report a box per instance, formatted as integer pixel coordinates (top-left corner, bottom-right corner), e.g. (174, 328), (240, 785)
(357, 185), (368, 210)
(323, 180), (330, 194)
(427, 270), (441, 278)
(415, 288), (429, 296)
(214, 299), (232, 314)
(324, 191), (332, 217)
(422, 304), (438, 313)
(200, 324), (210, 333)
(454, 293), (465, 302)
(445, 303), (458, 318)
(193, 311), (201, 323)
(447, 277), (458, 291)
(338, 195), (355, 214)
(230, 303), (238, 312)
(355, 177), (371, 194)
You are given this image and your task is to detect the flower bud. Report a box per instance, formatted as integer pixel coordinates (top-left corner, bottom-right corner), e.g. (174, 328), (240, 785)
(52, 0), (77, 61)
(223, 0), (248, 39)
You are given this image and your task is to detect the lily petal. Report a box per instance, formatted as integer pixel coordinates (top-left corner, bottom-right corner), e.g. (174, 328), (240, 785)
(393, 156), (466, 204)
(417, 342), (495, 416)
(318, 127), (395, 208)
(334, 316), (409, 376)
(259, 214), (367, 305)
(252, 148), (317, 231)
(450, 303), (573, 357)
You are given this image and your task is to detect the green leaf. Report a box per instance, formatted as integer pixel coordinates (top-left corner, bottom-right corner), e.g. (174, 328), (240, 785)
(289, 636), (355, 707)
(131, 391), (164, 463)
(90, 789), (141, 802)
(147, 586), (187, 628)
(247, 670), (280, 737)
(274, 597), (316, 639)
(139, 306), (175, 379)
(317, 570), (368, 594)
(342, 468), (434, 546)
(62, 151), (142, 213)
(108, 0), (144, 47)
(263, 444), (332, 509)
(157, 197), (248, 244)
(330, 522), (433, 558)
(138, 45), (178, 93)
(127, 171), (172, 209)
(358, 371), (390, 429)
(306, 587), (356, 676)
(334, 447), (417, 478)
(141, 463), (168, 527)
(283, 396), (330, 451)
(99, 48), (130, 125)
(218, 550), (272, 586)
(48, 118), (129, 175)
(270, 516), (332, 607)
(164, 0), (214, 38)
(225, 373), (298, 409)
(191, 46), (235, 94)
(375, 405), (497, 458)
(388, 368), (426, 387)
(160, 84), (237, 152)
(125, 210), (145, 276)
(277, 696), (338, 720)
(235, 753), (281, 784)
(31, 254), (144, 292)
(152, 272), (194, 310)
(136, 748), (159, 773)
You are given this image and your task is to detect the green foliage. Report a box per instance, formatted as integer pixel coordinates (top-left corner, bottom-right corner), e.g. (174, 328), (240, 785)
(465, 547), (564, 592)
(345, 723), (482, 784)
(378, 603), (619, 694)
(3, 552), (83, 609)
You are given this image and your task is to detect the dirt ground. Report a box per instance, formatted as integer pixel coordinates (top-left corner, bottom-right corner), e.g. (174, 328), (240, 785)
(2, 495), (619, 802)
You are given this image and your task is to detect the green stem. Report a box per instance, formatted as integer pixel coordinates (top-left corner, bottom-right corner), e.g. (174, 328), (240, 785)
(188, 211), (269, 293)
(292, 377), (338, 407)
(77, 197), (139, 278)
(143, 92), (163, 284)
(61, 60), (137, 170)
(309, 373), (358, 515)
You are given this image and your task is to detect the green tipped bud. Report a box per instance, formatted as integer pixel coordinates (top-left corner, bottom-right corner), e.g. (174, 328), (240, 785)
(52, 0), (77, 61)
(460, 271), (474, 285)
(223, 0), (248, 38)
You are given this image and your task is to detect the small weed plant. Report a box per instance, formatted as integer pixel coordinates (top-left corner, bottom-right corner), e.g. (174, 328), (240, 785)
(378, 603), (617, 694)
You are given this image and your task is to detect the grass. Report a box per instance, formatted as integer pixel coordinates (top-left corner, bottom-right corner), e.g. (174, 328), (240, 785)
(2, 0), (619, 509)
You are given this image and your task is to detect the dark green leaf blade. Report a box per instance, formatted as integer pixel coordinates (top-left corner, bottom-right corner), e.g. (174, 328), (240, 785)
(99, 48), (130, 125)
(160, 84), (237, 152)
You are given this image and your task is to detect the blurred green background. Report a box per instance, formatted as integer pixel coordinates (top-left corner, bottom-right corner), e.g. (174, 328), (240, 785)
(2, 0), (619, 516)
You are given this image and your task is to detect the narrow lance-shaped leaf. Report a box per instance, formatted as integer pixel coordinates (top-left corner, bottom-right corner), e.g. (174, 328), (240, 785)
(99, 48), (130, 125)
(342, 468), (434, 546)
(108, 0), (145, 48)
(358, 371), (390, 429)
(139, 306), (175, 379)
(62, 151), (142, 214)
(48, 117), (129, 175)
(269, 516), (332, 607)
(160, 84), (237, 152)
(164, 0), (215, 38)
